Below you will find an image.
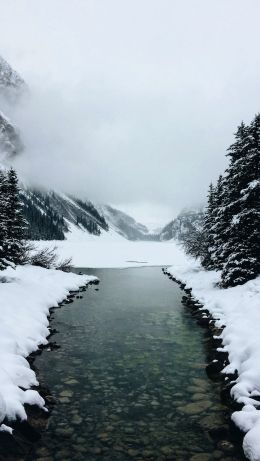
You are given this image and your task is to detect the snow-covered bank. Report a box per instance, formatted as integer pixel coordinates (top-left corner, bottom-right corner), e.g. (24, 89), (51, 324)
(0, 265), (96, 429)
(167, 255), (260, 461)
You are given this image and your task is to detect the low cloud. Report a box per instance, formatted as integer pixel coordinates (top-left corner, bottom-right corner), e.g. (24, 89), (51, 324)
(1, 0), (260, 222)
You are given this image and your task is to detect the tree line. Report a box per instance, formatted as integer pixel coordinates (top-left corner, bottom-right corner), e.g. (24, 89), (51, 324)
(184, 114), (260, 288)
(22, 192), (66, 240)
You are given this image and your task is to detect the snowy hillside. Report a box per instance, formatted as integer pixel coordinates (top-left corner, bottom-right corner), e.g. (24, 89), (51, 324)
(160, 207), (204, 241)
(0, 55), (26, 99)
(0, 111), (23, 163)
(0, 56), (25, 166)
(21, 189), (108, 240)
(101, 204), (159, 241)
(21, 188), (161, 241)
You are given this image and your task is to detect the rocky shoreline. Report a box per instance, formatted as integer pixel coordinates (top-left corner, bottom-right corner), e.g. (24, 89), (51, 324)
(0, 278), (99, 461)
(162, 267), (246, 458)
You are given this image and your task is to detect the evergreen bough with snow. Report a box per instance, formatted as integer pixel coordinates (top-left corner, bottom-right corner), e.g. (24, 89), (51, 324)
(185, 114), (260, 288)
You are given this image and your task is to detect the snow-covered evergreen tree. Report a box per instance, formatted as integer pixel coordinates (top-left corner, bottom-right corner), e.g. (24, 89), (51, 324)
(200, 183), (216, 269)
(4, 168), (27, 266)
(210, 174), (228, 270)
(184, 114), (259, 288)
(0, 169), (9, 270)
(221, 115), (260, 287)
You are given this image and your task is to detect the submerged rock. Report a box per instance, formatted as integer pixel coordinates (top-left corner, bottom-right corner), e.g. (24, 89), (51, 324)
(178, 400), (212, 415)
(190, 454), (211, 461)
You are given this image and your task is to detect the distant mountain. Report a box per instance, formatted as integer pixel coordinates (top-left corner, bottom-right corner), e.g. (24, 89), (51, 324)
(0, 111), (23, 162)
(101, 205), (159, 241)
(0, 56), (26, 99)
(21, 189), (161, 241)
(160, 207), (204, 241)
(0, 56), (25, 164)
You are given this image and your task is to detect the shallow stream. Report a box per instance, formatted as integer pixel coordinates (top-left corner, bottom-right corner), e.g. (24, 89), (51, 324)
(28, 267), (246, 461)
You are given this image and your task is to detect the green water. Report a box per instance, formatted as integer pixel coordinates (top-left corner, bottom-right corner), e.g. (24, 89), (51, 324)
(29, 267), (245, 461)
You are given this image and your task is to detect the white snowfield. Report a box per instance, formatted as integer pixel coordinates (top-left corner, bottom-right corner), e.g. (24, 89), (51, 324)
(0, 265), (96, 430)
(35, 223), (186, 268)
(167, 256), (260, 461)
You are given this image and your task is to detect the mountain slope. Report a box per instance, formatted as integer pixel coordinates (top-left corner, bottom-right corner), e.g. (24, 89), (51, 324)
(0, 111), (23, 162)
(0, 56), (24, 163)
(160, 207), (204, 242)
(21, 189), (110, 240)
(0, 56), (26, 98)
(101, 205), (159, 241)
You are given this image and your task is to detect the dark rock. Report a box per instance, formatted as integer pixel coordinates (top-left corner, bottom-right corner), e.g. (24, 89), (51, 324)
(209, 425), (229, 440)
(220, 383), (235, 405)
(206, 360), (223, 379)
(197, 317), (211, 328)
(47, 342), (60, 350)
(12, 420), (41, 443)
(0, 431), (26, 458)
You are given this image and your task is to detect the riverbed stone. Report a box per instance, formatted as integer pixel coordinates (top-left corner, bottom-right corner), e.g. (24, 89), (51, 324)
(65, 378), (79, 385)
(200, 413), (224, 429)
(177, 400), (212, 414)
(37, 457), (53, 461)
(71, 415), (83, 425)
(59, 389), (73, 398)
(59, 397), (70, 403)
(191, 378), (209, 389)
(191, 393), (206, 401)
(55, 427), (74, 437)
(161, 445), (174, 456)
(190, 454), (211, 461)
(217, 440), (235, 452)
(89, 447), (102, 454)
(128, 448), (139, 456)
(212, 450), (224, 459)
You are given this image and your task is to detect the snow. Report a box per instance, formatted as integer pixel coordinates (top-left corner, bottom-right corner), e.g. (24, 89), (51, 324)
(34, 223), (187, 268)
(0, 264), (96, 429)
(167, 252), (260, 461)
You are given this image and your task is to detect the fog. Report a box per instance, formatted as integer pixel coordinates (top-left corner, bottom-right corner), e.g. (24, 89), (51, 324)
(1, 0), (260, 225)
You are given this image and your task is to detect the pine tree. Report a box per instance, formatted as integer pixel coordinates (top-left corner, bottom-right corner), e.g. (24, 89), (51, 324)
(221, 116), (260, 287)
(210, 174), (227, 270)
(201, 183), (216, 269)
(4, 168), (27, 265)
(0, 170), (9, 270)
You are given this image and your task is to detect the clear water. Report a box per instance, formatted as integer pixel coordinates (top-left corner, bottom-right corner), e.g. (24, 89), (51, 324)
(28, 267), (246, 461)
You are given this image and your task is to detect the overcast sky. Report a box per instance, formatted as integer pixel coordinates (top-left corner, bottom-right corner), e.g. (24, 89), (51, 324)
(1, 0), (260, 227)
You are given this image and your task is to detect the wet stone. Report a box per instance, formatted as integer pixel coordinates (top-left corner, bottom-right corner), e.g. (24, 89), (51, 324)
(177, 400), (212, 415)
(190, 454), (211, 461)
(59, 389), (73, 398)
(217, 440), (235, 452)
(55, 427), (74, 437)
